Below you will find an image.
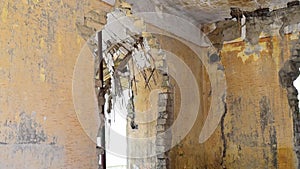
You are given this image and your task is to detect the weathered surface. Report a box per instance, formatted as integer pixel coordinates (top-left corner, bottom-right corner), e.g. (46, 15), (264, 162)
(220, 35), (295, 169)
(0, 0), (112, 168)
(279, 38), (300, 168)
(122, 1), (300, 169)
(149, 24), (296, 169)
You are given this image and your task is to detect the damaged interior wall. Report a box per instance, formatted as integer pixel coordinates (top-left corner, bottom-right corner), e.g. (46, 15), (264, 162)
(149, 23), (296, 169)
(143, 5), (299, 168)
(196, 2), (300, 168)
(121, 18), (174, 169)
(75, 1), (300, 169)
(0, 0), (113, 168)
(126, 68), (171, 169)
(86, 3), (175, 168)
(2, 0), (300, 169)
(152, 33), (216, 169)
(219, 35), (295, 169)
(279, 38), (300, 168)
(169, 15), (300, 169)
(101, 2), (300, 168)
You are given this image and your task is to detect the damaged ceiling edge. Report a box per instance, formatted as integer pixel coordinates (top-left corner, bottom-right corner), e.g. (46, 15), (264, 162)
(202, 1), (300, 52)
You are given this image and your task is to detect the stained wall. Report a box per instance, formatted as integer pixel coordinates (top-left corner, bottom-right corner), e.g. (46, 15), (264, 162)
(0, 0), (112, 168)
(168, 33), (297, 168)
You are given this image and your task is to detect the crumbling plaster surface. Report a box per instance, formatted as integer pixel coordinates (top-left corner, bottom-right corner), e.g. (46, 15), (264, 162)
(200, 4), (300, 167)
(1, 0), (298, 168)
(143, 10), (297, 169)
(0, 0), (112, 168)
(220, 36), (295, 169)
(73, 1), (300, 169)
(162, 31), (296, 169)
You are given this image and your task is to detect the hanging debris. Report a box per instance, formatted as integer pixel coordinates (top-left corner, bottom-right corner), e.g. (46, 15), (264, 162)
(78, 6), (159, 133)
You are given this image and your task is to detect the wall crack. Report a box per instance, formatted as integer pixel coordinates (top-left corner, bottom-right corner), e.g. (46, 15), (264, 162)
(220, 94), (228, 169)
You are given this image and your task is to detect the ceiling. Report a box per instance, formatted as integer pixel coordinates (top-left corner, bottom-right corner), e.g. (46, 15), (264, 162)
(126, 0), (290, 24)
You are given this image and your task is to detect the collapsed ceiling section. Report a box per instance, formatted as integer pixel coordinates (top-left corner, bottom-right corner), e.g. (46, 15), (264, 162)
(77, 0), (167, 138)
(96, 7), (166, 129)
